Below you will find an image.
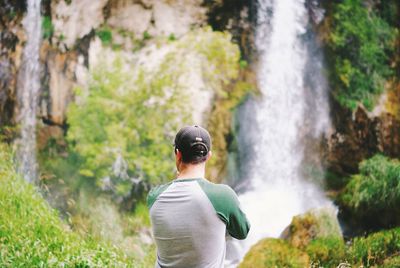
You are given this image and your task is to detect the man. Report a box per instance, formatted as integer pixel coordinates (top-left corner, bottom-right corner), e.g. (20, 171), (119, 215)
(147, 125), (250, 268)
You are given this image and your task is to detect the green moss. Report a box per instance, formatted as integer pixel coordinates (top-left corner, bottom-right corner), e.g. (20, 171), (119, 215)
(306, 236), (346, 267)
(282, 207), (342, 249)
(42, 16), (53, 39)
(96, 27), (113, 46)
(240, 238), (309, 268)
(0, 144), (132, 266)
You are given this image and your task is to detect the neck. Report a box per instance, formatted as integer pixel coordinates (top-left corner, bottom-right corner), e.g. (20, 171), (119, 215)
(176, 162), (206, 179)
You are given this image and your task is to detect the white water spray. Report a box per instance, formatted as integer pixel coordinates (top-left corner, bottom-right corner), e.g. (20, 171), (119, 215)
(16, 0), (42, 183)
(228, 0), (332, 263)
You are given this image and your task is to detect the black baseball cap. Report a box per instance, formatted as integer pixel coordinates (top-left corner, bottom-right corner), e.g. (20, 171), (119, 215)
(174, 125), (212, 157)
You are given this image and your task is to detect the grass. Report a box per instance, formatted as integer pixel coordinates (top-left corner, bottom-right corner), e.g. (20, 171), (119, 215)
(0, 144), (137, 267)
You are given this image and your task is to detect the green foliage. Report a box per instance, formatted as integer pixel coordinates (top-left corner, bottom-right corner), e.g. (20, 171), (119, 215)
(339, 155), (400, 227)
(42, 16), (54, 39)
(67, 28), (241, 191)
(348, 227), (400, 267)
(96, 27), (113, 46)
(0, 144), (133, 267)
(239, 238), (309, 268)
(329, 0), (397, 110)
(306, 236), (346, 267)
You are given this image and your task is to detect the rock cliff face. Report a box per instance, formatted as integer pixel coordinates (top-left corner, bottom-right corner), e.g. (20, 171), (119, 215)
(0, 0), (251, 128)
(326, 101), (400, 183)
(0, 1), (26, 126)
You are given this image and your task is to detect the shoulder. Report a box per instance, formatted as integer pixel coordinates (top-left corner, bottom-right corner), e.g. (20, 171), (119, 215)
(146, 182), (172, 209)
(196, 179), (240, 219)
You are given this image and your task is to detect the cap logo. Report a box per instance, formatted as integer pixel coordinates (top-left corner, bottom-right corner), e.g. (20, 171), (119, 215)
(195, 137), (203, 141)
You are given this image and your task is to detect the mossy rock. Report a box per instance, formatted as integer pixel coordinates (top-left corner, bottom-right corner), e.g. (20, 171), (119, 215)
(239, 238), (309, 268)
(305, 236), (346, 267)
(280, 206), (342, 249)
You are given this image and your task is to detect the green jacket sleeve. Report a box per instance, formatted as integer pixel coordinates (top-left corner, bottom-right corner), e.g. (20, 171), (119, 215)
(197, 180), (250, 240)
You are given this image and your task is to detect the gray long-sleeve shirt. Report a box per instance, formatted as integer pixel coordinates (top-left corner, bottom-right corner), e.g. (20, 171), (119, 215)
(147, 178), (250, 268)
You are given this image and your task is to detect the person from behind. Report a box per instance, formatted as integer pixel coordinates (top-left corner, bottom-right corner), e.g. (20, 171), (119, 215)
(147, 125), (250, 268)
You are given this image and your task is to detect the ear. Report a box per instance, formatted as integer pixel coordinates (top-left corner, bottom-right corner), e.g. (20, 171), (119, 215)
(175, 149), (182, 161)
(206, 151), (212, 161)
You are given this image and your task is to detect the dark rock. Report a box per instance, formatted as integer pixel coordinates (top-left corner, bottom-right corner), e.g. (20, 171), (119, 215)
(326, 102), (400, 181)
(205, 0), (255, 60)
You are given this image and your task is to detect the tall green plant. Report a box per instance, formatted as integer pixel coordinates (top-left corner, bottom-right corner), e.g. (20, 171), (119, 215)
(329, 0), (397, 110)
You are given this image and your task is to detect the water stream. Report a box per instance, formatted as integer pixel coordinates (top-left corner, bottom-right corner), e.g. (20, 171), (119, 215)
(16, 0), (42, 183)
(228, 0), (332, 264)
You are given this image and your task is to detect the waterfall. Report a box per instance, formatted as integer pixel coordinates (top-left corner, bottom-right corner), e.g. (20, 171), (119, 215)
(16, 0), (42, 183)
(227, 0), (332, 263)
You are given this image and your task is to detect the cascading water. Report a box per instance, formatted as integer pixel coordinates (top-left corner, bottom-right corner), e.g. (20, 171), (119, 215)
(228, 0), (333, 263)
(16, 0), (42, 183)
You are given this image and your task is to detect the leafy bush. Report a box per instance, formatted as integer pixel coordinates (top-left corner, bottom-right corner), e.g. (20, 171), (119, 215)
(0, 144), (132, 267)
(328, 0), (397, 110)
(347, 227), (400, 267)
(306, 236), (346, 267)
(339, 155), (400, 228)
(239, 238), (309, 268)
(67, 28), (241, 193)
(42, 16), (54, 39)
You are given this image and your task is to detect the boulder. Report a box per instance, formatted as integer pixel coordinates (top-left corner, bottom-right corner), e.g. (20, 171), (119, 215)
(239, 238), (309, 268)
(280, 206), (342, 249)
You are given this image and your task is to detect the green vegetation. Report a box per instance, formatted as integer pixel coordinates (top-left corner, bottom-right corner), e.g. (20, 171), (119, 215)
(42, 16), (54, 39)
(0, 144), (132, 267)
(348, 227), (400, 267)
(241, 227), (400, 268)
(339, 155), (400, 228)
(96, 27), (113, 46)
(239, 238), (309, 268)
(67, 28), (241, 192)
(328, 0), (397, 110)
(305, 236), (346, 267)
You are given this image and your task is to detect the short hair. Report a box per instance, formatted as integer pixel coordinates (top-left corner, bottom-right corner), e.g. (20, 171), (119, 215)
(178, 143), (208, 164)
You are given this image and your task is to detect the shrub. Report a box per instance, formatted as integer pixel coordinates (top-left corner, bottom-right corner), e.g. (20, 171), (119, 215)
(339, 155), (400, 228)
(239, 238), (309, 268)
(0, 144), (132, 267)
(328, 0), (396, 110)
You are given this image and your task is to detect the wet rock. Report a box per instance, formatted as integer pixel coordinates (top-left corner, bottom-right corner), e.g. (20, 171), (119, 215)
(0, 1), (26, 126)
(205, 0), (254, 59)
(280, 206), (342, 249)
(41, 42), (77, 125)
(326, 102), (400, 183)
